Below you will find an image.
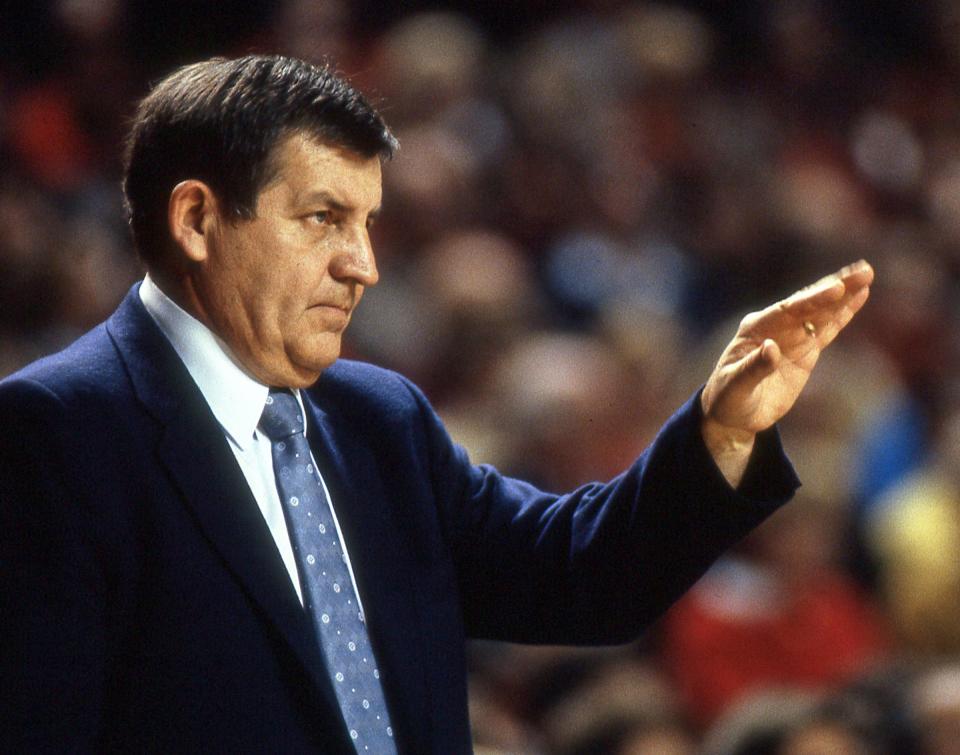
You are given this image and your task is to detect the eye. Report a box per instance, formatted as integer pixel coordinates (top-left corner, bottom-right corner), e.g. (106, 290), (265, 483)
(312, 210), (330, 224)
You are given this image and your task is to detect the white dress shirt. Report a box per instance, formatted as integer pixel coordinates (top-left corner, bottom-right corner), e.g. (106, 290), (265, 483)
(139, 275), (363, 609)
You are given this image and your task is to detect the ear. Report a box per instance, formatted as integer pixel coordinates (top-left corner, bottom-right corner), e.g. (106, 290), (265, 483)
(167, 180), (220, 263)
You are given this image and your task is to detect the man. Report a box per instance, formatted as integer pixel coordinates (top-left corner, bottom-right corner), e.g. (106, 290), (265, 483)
(0, 55), (872, 752)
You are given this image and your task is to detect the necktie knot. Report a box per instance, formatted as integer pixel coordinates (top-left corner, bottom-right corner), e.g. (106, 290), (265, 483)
(258, 389), (304, 441)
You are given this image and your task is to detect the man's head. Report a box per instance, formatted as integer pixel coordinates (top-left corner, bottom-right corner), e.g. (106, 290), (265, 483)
(123, 55), (396, 267)
(122, 55), (397, 387)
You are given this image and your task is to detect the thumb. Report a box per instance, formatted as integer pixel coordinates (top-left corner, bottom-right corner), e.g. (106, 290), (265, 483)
(734, 338), (780, 389)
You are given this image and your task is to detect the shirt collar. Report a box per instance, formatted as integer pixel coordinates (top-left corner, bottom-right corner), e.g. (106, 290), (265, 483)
(139, 275), (307, 451)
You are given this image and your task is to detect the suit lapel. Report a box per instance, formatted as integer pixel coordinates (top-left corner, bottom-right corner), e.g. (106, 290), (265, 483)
(105, 287), (344, 715)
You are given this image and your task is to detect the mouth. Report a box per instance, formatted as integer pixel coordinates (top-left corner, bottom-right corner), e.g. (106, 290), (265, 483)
(311, 302), (350, 312)
(308, 301), (353, 325)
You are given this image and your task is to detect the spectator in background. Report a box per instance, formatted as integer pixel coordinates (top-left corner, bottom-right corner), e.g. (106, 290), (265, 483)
(661, 490), (889, 727)
(909, 663), (960, 755)
(700, 683), (906, 755)
(867, 404), (960, 656)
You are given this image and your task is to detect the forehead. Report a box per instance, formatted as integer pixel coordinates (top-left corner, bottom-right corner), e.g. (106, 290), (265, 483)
(262, 131), (382, 209)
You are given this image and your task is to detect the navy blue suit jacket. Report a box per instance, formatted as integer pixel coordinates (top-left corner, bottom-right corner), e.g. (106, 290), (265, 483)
(0, 286), (799, 752)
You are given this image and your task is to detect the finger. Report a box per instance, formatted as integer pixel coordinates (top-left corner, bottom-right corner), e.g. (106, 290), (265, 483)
(780, 277), (846, 315)
(836, 259), (874, 289)
(805, 259), (874, 295)
(779, 260), (873, 319)
(806, 284), (871, 348)
(741, 260), (874, 345)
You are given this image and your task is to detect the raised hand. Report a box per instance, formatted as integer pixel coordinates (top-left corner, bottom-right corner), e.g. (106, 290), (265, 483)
(700, 260), (874, 487)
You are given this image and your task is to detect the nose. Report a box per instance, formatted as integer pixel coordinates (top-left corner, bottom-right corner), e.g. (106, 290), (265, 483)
(330, 226), (379, 288)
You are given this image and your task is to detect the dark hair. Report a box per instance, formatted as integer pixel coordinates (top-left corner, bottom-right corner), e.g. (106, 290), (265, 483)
(122, 54), (397, 266)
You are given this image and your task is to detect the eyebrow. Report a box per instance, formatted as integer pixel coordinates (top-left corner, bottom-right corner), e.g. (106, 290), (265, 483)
(299, 190), (381, 217)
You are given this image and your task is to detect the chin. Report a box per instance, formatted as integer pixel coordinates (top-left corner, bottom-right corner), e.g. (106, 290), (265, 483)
(268, 334), (341, 387)
(289, 353), (341, 386)
(250, 356), (328, 389)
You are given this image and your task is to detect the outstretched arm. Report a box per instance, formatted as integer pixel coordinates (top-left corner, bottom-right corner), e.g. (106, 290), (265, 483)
(701, 259), (875, 487)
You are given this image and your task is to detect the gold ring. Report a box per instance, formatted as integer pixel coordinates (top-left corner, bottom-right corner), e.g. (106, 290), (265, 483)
(803, 321), (816, 337)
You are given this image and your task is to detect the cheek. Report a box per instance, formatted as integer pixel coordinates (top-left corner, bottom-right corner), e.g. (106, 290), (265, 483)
(218, 227), (317, 327)
(236, 251), (294, 308)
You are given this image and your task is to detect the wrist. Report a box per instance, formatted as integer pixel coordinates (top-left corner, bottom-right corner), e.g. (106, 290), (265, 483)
(701, 416), (756, 489)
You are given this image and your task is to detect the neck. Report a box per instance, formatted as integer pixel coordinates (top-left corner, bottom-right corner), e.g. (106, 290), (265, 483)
(147, 267), (212, 331)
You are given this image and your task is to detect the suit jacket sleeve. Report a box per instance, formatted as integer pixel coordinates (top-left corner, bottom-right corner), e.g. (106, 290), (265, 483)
(0, 379), (114, 748)
(397, 376), (800, 645)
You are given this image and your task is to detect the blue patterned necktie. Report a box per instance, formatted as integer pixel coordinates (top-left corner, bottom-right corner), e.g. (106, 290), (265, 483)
(258, 389), (397, 754)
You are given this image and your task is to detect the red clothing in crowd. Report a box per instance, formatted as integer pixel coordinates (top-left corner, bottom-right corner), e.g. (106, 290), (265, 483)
(660, 558), (889, 726)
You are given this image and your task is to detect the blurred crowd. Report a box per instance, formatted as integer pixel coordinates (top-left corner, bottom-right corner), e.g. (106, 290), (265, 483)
(5, 1), (960, 752)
